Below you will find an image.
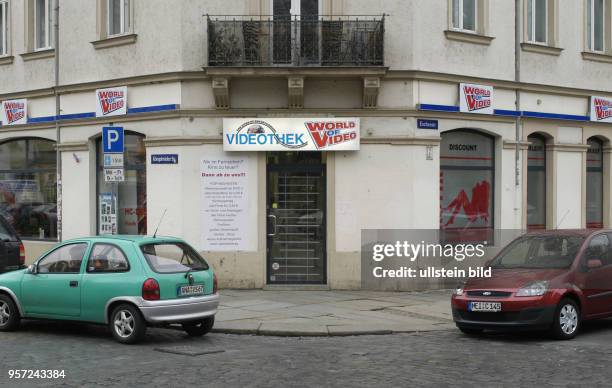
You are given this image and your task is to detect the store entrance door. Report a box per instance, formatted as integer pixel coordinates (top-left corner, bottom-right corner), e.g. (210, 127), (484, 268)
(267, 152), (326, 284)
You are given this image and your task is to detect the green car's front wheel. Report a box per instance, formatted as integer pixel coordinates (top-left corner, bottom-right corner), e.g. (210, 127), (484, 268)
(182, 316), (215, 337)
(110, 304), (146, 344)
(0, 294), (20, 331)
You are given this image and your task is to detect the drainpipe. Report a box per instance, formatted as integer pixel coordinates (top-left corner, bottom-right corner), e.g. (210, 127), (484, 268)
(54, 0), (61, 241)
(515, 0), (521, 188)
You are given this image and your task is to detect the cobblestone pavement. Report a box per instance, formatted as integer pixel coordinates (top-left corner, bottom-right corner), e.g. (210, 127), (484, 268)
(2, 318), (612, 387)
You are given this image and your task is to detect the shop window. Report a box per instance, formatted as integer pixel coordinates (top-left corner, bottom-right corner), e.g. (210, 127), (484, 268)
(0, 138), (57, 240)
(96, 132), (146, 235)
(587, 0), (605, 52)
(527, 135), (546, 230)
(440, 130), (494, 242)
(586, 137), (604, 229)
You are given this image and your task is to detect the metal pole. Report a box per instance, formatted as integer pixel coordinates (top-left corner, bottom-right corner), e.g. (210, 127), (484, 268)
(54, 0), (61, 241)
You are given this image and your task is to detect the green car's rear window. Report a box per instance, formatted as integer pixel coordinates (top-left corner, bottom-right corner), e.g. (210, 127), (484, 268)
(140, 242), (209, 273)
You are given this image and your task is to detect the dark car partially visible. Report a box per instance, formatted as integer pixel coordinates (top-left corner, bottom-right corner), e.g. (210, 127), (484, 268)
(0, 215), (25, 273)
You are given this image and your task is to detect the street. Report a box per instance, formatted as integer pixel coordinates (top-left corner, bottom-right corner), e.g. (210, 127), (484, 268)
(2, 319), (612, 387)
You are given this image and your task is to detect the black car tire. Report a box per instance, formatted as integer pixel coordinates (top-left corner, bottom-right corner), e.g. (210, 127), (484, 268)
(551, 298), (580, 340)
(457, 326), (483, 336)
(0, 294), (20, 331)
(182, 316), (215, 337)
(110, 304), (147, 344)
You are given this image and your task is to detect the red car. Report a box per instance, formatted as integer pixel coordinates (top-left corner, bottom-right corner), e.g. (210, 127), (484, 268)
(452, 230), (612, 339)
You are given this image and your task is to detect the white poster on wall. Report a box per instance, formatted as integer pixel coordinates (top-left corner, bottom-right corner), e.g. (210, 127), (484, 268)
(0, 99), (28, 126)
(95, 86), (128, 117)
(201, 154), (255, 251)
(224, 117), (360, 151)
(459, 83), (494, 115)
(590, 96), (612, 122)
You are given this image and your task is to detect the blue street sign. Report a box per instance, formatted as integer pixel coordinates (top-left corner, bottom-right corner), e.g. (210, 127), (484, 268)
(151, 154), (179, 164)
(102, 127), (124, 153)
(417, 119), (439, 130)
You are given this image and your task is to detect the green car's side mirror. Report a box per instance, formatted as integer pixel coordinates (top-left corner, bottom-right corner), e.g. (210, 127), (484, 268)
(27, 264), (38, 275)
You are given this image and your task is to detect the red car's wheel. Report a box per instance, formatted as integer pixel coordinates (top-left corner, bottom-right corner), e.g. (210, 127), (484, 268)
(551, 298), (580, 340)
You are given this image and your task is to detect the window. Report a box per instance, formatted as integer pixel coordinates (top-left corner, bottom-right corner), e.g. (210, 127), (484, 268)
(587, 0), (605, 52)
(96, 133), (146, 235)
(492, 235), (584, 269)
(0, 0), (8, 56)
(141, 242), (209, 274)
(34, 0), (52, 50)
(527, 135), (546, 230)
(527, 0), (547, 43)
(586, 138), (604, 229)
(38, 243), (87, 274)
(0, 138), (57, 240)
(87, 244), (129, 273)
(586, 234), (611, 265)
(452, 0), (477, 32)
(440, 130), (494, 243)
(108, 0), (130, 36)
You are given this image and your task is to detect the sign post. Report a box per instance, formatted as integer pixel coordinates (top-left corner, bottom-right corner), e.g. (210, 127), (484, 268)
(101, 127), (124, 235)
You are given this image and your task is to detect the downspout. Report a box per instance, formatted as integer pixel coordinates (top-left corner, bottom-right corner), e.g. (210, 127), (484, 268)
(54, 0), (61, 241)
(515, 0), (521, 188)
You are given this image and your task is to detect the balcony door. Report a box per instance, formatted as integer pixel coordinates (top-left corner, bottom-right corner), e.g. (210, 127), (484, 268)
(272, 0), (320, 64)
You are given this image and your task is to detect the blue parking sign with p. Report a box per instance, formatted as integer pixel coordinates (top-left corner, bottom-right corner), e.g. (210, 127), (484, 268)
(103, 127), (124, 153)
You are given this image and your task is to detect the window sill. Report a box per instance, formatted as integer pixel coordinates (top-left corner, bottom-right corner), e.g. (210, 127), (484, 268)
(0, 55), (14, 65)
(91, 33), (138, 50)
(20, 48), (55, 61)
(444, 30), (494, 45)
(582, 51), (612, 64)
(521, 42), (563, 56)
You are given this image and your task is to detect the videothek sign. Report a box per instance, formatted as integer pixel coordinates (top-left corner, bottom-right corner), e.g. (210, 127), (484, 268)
(590, 96), (612, 123)
(223, 118), (360, 151)
(95, 86), (128, 118)
(459, 83), (494, 115)
(0, 99), (28, 126)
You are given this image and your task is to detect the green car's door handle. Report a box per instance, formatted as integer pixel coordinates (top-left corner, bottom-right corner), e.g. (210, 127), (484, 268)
(69, 281), (79, 288)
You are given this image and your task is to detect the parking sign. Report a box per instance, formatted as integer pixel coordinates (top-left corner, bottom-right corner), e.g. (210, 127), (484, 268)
(102, 127), (124, 153)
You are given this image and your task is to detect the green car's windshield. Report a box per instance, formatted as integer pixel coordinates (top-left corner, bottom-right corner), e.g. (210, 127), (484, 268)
(140, 242), (209, 273)
(491, 235), (584, 269)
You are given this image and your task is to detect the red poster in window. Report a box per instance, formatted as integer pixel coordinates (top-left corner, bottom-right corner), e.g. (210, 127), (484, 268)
(442, 180), (490, 228)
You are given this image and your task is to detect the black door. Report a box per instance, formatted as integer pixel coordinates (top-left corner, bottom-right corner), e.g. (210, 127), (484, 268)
(267, 152), (326, 284)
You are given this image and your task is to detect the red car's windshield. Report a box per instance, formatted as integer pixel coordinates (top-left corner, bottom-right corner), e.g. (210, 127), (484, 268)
(490, 235), (584, 269)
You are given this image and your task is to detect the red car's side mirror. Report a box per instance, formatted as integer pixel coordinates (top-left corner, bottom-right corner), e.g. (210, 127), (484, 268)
(587, 259), (603, 269)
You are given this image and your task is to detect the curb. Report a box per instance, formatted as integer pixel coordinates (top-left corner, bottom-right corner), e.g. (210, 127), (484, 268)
(211, 327), (452, 337)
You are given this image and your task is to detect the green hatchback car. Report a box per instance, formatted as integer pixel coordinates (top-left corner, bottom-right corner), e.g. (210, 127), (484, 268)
(0, 235), (219, 344)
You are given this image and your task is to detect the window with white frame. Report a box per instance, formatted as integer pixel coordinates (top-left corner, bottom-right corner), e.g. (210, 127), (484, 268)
(587, 0), (605, 52)
(527, 0), (547, 43)
(452, 0), (477, 32)
(108, 0), (130, 36)
(34, 0), (52, 50)
(0, 1), (7, 56)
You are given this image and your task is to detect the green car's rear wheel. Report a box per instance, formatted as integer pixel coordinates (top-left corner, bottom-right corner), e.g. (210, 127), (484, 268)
(110, 304), (146, 344)
(182, 316), (215, 337)
(0, 294), (20, 331)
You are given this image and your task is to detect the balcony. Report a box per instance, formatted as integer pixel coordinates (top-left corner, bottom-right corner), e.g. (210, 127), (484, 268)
(207, 15), (385, 67)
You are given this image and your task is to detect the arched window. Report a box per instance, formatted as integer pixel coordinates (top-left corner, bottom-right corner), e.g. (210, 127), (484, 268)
(96, 132), (146, 235)
(0, 138), (57, 239)
(527, 134), (546, 230)
(440, 129), (494, 242)
(586, 137), (603, 229)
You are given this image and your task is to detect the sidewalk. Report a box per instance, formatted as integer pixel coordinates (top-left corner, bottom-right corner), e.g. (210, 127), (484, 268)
(213, 289), (456, 336)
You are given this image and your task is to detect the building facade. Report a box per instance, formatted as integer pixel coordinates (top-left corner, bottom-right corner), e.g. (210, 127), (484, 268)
(1, 0), (612, 289)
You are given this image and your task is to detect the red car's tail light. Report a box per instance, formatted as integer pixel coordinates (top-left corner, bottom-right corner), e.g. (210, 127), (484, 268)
(18, 243), (25, 266)
(213, 273), (218, 294)
(142, 278), (160, 301)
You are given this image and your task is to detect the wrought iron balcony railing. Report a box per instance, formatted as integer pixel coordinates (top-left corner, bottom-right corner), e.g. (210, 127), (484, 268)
(207, 15), (385, 67)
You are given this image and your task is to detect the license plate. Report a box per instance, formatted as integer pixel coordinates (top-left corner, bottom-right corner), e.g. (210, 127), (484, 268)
(468, 301), (502, 312)
(178, 285), (204, 297)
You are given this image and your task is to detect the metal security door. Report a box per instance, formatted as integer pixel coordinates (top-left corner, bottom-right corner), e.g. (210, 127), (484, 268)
(267, 153), (326, 284)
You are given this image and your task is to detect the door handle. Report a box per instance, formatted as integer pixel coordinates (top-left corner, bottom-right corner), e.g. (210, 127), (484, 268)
(267, 215), (277, 237)
(69, 280), (78, 288)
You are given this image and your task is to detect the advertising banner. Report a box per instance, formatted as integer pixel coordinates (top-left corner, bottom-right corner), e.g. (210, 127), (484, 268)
(95, 86), (127, 117)
(459, 83), (494, 115)
(0, 99), (28, 125)
(201, 155), (255, 251)
(223, 118), (360, 151)
(590, 96), (612, 122)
